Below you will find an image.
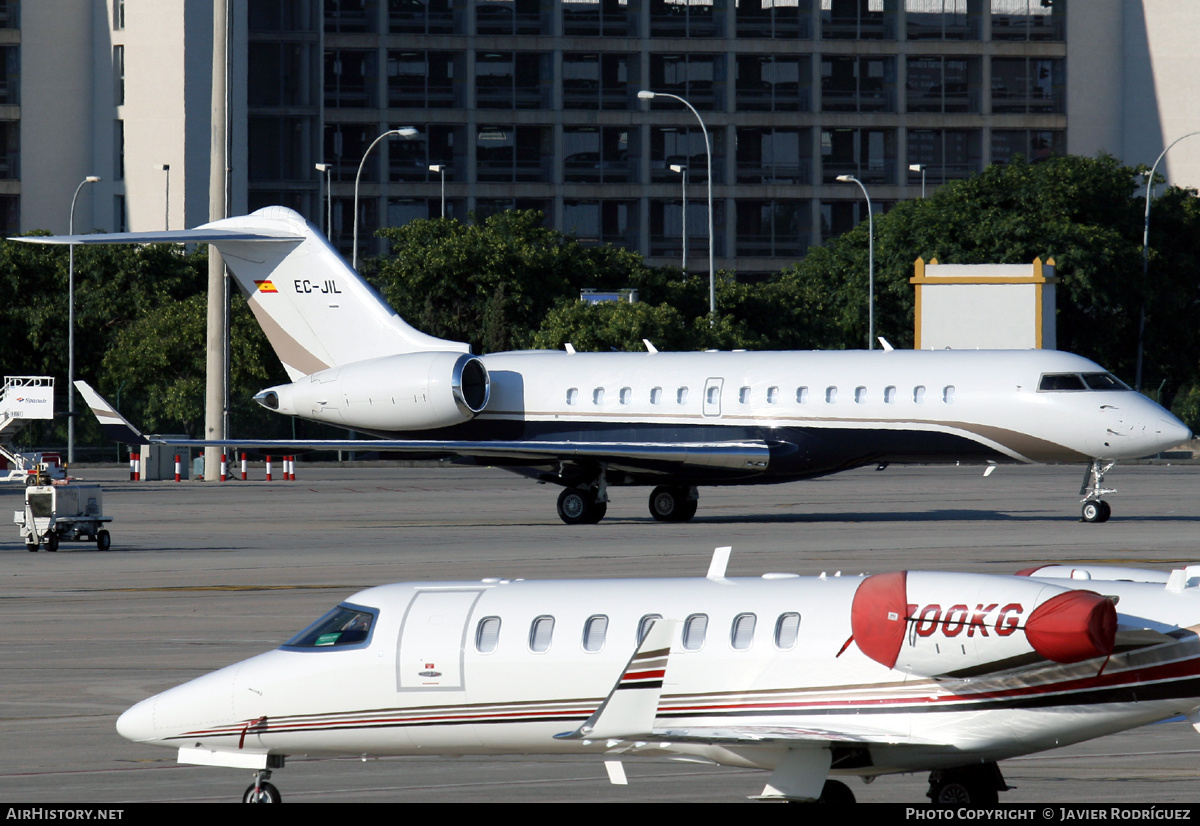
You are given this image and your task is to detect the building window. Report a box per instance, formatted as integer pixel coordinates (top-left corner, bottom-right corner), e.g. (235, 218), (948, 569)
(992, 130), (1064, 166)
(907, 129), (982, 185)
(991, 0), (1065, 41)
(821, 127), (896, 184)
(475, 51), (547, 110)
(563, 127), (631, 184)
(648, 54), (723, 112)
(0, 120), (15, 180)
(736, 128), (812, 185)
(325, 0), (379, 34)
(562, 53), (630, 111)
(906, 0), (979, 40)
(821, 56), (895, 113)
(736, 55), (811, 113)
(991, 57), (1065, 114)
(564, 0), (633, 36)
(324, 48), (377, 108)
(738, 0), (812, 38)
(113, 0), (124, 30)
(113, 45), (124, 106)
(476, 0), (546, 36)
(476, 125), (549, 183)
(821, 0), (897, 40)
(114, 120), (124, 180)
(820, 198), (893, 242)
(390, 0), (457, 34)
(650, 0), (721, 37)
(388, 51), (460, 109)
(736, 200), (811, 257)
(906, 56), (979, 113)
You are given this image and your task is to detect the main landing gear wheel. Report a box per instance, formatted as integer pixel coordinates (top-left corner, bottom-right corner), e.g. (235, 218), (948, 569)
(817, 779), (856, 804)
(242, 780), (281, 803)
(556, 488), (607, 525)
(927, 764), (1003, 807)
(648, 486), (698, 522)
(1081, 499), (1112, 523)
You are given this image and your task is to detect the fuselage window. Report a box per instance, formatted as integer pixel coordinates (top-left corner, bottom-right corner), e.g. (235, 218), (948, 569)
(943, 385), (955, 403)
(650, 387), (662, 404)
(739, 386), (751, 404)
(884, 385), (896, 403)
(583, 615), (609, 652)
(854, 386), (867, 404)
(731, 613), (756, 650)
(707, 385), (720, 405)
(677, 386), (689, 404)
(529, 615), (555, 653)
(774, 612), (801, 650)
(682, 614), (708, 650)
(767, 386), (780, 404)
(282, 604), (376, 650)
(825, 386), (837, 404)
(619, 387), (631, 405)
(637, 613), (663, 644)
(593, 388), (604, 405)
(913, 385), (926, 403)
(566, 388), (578, 405)
(475, 616), (501, 653)
(796, 386), (808, 404)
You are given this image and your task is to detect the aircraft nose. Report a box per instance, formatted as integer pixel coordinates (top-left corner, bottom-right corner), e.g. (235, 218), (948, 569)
(116, 697), (158, 743)
(1158, 417), (1192, 449)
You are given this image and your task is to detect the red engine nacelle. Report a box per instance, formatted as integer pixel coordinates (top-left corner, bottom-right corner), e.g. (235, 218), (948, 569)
(850, 571), (1116, 678)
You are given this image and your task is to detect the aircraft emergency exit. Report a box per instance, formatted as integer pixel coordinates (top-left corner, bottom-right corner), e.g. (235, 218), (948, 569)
(32, 206), (1190, 524)
(116, 548), (1200, 803)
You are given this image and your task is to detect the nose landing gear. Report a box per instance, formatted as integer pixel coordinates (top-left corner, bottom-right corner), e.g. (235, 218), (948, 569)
(243, 770), (281, 803)
(1079, 460), (1116, 523)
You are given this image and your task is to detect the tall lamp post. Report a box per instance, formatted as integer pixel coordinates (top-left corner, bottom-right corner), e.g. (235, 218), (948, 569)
(67, 175), (101, 465)
(161, 164), (170, 229)
(315, 163), (332, 238)
(908, 163), (926, 199)
(429, 164), (446, 219)
(638, 90), (715, 322)
(1136, 130), (1200, 390)
(836, 174), (875, 350)
(353, 126), (417, 269)
(670, 163), (687, 270)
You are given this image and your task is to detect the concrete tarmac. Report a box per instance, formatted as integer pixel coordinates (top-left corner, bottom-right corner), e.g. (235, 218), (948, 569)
(1, 461), (1199, 804)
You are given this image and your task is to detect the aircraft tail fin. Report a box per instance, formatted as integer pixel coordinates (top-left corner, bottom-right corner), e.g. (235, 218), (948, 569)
(556, 618), (676, 741)
(73, 381), (147, 445)
(18, 207), (469, 381)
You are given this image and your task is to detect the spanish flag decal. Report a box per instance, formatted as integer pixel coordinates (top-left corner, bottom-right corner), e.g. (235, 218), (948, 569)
(254, 280), (278, 293)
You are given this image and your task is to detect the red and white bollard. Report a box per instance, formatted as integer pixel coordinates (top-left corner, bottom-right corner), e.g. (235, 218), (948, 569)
(220, 452), (228, 482)
(289, 455), (297, 481)
(265, 456), (273, 482)
(285, 455), (293, 481)
(241, 452), (248, 481)
(129, 453), (137, 481)
(174, 455), (181, 483)
(134, 452), (141, 481)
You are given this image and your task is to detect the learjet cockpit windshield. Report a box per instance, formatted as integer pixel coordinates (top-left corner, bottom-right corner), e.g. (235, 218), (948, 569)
(282, 603), (377, 650)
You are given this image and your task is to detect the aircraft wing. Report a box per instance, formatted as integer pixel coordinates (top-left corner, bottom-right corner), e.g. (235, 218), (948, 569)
(75, 381), (770, 474)
(14, 228), (303, 245)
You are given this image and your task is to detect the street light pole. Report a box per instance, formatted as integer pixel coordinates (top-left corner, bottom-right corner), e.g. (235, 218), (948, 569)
(161, 164), (170, 229)
(836, 174), (874, 350)
(67, 175), (101, 465)
(639, 90), (715, 323)
(670, 163), (687, 271)
(429, 164), (446, 219)
(353, 127), (417, 270)
(908, 163), (926, 199)
(315, 163), (332, 238)
(1136, 130), (1200, 390)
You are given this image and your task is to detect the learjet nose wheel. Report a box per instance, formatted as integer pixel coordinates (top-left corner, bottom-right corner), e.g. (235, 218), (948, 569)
(242, 780), (281, 803)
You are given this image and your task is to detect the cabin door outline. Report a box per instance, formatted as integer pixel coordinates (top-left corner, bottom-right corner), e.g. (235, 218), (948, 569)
(703, 377), (724, 417)
(396, 589), (484, 691)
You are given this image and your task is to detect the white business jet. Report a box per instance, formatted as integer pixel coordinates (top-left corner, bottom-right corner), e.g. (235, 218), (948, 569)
(36, 206), (1189, 523)
(117, 547), (1200, 803)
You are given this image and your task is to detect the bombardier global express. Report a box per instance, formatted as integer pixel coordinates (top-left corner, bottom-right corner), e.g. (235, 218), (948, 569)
(36, 206), (1189, 524)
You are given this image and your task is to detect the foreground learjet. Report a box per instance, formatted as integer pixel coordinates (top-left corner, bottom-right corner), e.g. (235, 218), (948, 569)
(117, 548), (1200, 803)
(31, 206), (1189, 523)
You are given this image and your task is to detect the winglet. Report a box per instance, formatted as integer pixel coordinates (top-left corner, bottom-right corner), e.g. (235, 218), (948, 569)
(73, 381), (147, 445)
(556, 618), (676, 741)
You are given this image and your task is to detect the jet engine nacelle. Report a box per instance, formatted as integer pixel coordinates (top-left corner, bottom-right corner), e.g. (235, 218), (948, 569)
(255, 351), (490, 431)
(851, 571), (1116, 678)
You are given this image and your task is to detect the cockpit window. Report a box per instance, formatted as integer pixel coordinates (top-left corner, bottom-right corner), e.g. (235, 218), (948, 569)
(282, 603), (377, 650)
(1039, 372), (1131, 392)
(1082, 372), (1131, 391)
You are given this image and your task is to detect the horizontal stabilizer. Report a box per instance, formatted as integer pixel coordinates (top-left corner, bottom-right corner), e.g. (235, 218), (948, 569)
(14, 229), (302, 246)
(557, 618), (676, 741)
(74, 381), (147, 445)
